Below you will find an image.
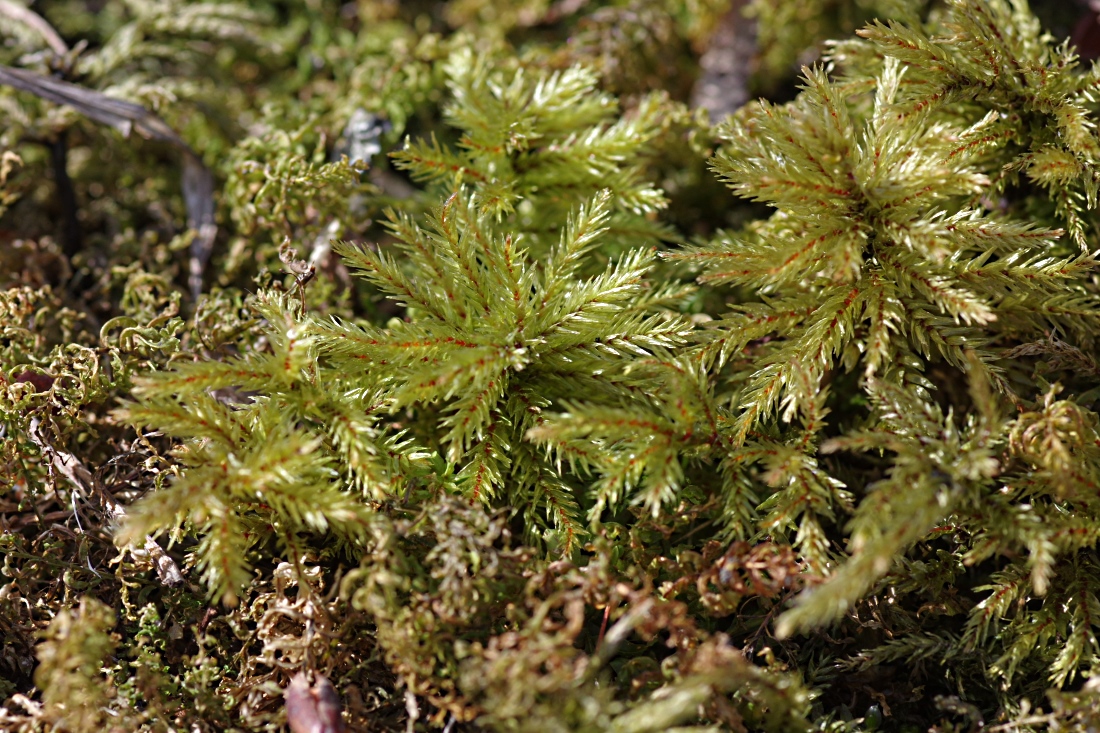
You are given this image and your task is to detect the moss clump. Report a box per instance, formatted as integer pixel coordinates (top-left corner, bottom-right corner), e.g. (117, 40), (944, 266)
(7, 1), (1100, 731)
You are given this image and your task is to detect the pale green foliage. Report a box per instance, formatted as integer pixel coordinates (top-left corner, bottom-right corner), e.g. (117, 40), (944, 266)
(847, 0), (1100, 245)
(314, 189), (691, 548)
(777, 365), (1001, 637)
(117, 292), (403, 603)
(392, 49), (673, 250)
(114, 46), (697, 587)
(675, 56), (1079, 445)
(533, 0), (1100, 698)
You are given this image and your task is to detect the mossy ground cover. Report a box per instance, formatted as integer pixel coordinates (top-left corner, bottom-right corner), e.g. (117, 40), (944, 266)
(6, 1), (1100, 731)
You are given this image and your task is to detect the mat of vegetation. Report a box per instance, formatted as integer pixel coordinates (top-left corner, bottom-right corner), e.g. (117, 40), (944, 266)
(5, 1), (1100, 731)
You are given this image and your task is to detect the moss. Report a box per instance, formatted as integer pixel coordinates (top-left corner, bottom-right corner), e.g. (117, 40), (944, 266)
(6, 1), (1100, 731)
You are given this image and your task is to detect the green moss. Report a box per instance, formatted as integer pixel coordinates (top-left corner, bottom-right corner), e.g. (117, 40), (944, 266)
(6, 1), (1100, 731)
